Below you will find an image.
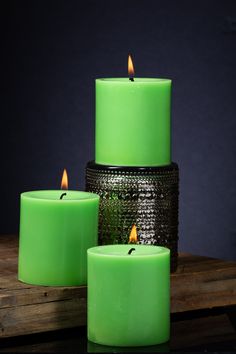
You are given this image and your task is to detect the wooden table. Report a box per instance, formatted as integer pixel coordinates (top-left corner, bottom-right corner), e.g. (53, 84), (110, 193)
(0, 235), (236, 351)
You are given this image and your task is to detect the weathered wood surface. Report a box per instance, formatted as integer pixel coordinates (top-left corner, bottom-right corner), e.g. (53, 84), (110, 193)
(172, 253), (236, 312)
(0, 235), (236, 338)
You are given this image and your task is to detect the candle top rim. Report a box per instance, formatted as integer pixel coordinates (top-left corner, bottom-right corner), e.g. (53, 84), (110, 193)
(21, 190), (100, 201)
(96, 78), (171, 83)
(88, 244), (170, 257)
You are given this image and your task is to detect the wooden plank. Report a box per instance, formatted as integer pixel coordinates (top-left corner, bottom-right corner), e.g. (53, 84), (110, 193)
(0, 235), (236, 338)
(171, 253), (236, 313)
(0, 298), (87, 338)
(0, 286), (87, 309)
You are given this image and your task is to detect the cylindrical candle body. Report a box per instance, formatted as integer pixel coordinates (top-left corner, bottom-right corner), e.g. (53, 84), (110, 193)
(95, 78), (171, 167)
(87, 245), (170, 347)
(18, 190), (99, 286)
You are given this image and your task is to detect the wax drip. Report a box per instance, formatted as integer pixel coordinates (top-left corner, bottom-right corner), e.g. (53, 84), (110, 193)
(128, 248), (136, 255)
(60, 192), (67, 200)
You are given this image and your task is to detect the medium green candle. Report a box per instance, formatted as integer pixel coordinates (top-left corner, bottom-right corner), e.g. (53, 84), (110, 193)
(18, 190), (99, 286)
(95, 77), (171, 167)
(87, 245), (170, 347)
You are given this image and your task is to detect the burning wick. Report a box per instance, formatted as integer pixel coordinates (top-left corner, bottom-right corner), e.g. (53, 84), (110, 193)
(128, 54), (135, 82)
(128, 248), (136, 255)
(60, 169), (68, 200)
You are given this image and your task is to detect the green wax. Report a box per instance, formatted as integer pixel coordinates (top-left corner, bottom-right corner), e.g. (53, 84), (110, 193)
(18, 190), (99, 286)
(87, 245), (170, 347)
(95, 78), (171, 167)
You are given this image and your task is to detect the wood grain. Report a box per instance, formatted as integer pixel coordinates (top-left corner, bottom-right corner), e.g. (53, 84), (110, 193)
(0, 235), (236, 338)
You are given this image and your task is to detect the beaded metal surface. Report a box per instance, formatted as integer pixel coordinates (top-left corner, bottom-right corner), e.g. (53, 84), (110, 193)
(85, 161), (179, 272)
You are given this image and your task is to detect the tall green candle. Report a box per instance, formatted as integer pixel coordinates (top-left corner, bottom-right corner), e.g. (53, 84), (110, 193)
(95, 78), (171, 167)
(18, 190), (99, 286)
(87, 245), (170, 347)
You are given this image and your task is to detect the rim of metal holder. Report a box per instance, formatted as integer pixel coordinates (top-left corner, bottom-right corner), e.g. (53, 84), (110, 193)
(86, 161), (178, 173)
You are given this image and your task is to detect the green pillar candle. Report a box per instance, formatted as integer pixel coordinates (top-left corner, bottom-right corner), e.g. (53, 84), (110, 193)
(95, 78), (171, 167)
(87, 245), (170, 347)
(18, 190), (99, 286)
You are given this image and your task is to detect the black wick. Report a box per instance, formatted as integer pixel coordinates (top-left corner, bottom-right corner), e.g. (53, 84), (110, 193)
(129, 77), (134, 82)
(128, 248), (136, 255)
(60, 192), (67, 200)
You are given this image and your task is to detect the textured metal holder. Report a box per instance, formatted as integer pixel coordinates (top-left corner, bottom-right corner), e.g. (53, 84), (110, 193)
(85, 161), (179, 272)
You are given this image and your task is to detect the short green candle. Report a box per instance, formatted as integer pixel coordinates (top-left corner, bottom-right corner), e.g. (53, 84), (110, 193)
(95, 78), (171, 167)
(87, 245), (170, 347)
(18, 190), (99, 286)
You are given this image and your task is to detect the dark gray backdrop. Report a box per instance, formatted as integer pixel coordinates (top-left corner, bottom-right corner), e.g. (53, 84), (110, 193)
(2, 0), (236, 260)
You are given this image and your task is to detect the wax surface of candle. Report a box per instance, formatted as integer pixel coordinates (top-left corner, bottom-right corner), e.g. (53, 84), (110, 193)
(18, 190), (99, 286)
(87, 244), (170, 347)
(95, 78), (171, 167)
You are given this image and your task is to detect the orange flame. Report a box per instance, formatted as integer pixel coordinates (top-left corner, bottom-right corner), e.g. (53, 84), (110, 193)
(128, 225), (138, 244)
(61, 169), (68, 190)
(128, 54), (135, 78)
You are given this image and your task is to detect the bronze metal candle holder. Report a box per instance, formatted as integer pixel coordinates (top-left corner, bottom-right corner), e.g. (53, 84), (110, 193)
(85, 161), (179, 272)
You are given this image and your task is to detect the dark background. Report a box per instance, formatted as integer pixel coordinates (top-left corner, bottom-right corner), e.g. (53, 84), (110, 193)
(1, 0), (236, 260)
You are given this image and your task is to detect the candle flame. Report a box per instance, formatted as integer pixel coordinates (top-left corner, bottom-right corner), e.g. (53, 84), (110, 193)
(128, 54), (135, 78)
(128, 225), (138, 244)
(61, 169), (68, 190)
